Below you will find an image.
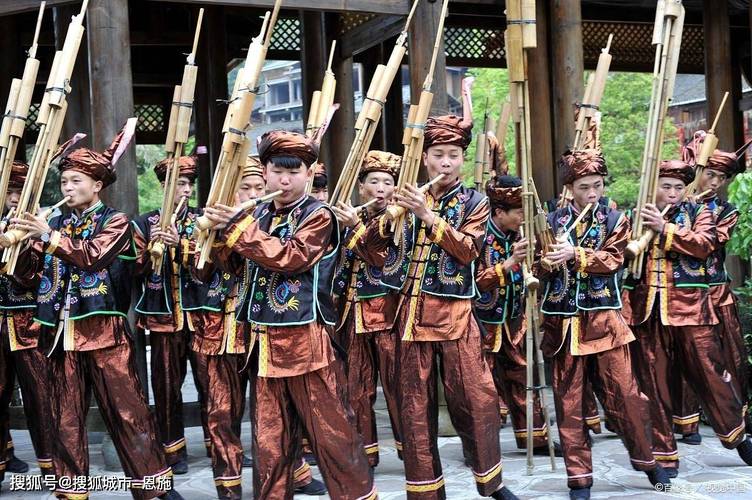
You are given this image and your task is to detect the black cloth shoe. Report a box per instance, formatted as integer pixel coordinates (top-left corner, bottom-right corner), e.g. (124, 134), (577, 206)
(295, 478), (327, 496)
(171, 459), (189, 475)
(679, 432), (702, 445)
(737, 438), (752, 466)
(303, 452), (317, 466)
(159, 490), (185, 500)
(646, 464), (671, 490)
(490, 486), (519, 500)
(533, 441), (563, 457)
(6, 454), (29, 474)
(242, 453), (253, 468)
(664, 467), (678, 479)
(569, 486), (591, 499)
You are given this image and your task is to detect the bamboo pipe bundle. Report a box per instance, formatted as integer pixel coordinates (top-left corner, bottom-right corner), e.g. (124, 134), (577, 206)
(506, 0), (557, 474)
(2, 1), (88, 275)
(0, 196), (70, 249)
(195, 1), (282, 269)
(685, 92), (729, 198)
(383, 174), (445, 223)
(0, 3), (45, 218)
(628, 0), (684, 279)
(306, 41), (337, 138)
(198, 190), (283, 232)
(495, 98), (512, 148)
(329, 0), (419, 207)
(473, 126), (488, 190)
(625, 204), (671, 258)
(151, 9), (204, 275)
(387, 0), (449, 243)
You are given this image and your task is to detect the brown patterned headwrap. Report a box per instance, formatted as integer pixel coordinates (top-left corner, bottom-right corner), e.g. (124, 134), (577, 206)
(360, 150), (401, 181)
(56, 119), (137, 188)
(486, 175), (522, 209)
(423, 115), (473, 151)
(312, 162), (327, 189)
(682, 130), (751, 177)
(486, 133), (508, 176)
(257, 130), (319, 168)
(153, 156), (197, 182)
(558, 149), (608, 185)
(659, 159), (695, 185)
(8, 161), (28, 190)
(243, 155), (265, 179)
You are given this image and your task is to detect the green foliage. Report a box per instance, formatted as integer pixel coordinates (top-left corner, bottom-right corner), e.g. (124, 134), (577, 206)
(728, 172), (752, 260)
(460, 69), (681, 208)
(734, 280), (752, 401)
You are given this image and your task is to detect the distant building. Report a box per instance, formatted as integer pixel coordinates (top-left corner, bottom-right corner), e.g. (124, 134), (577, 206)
(232, 60), (467, 154)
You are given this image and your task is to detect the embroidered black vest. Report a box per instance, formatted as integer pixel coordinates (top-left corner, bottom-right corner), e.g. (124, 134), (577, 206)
(133, 208), (233, 315)
(245, 196), (340, 326)
(474, 221), (524, 324)
(333, 212), (390, 301)
(35, 204), (136, 327)
(0, 275), (36, 310)
(541, 203), (623, 316)
(381, 183), (486, 299)
(704, 197), (736, 286)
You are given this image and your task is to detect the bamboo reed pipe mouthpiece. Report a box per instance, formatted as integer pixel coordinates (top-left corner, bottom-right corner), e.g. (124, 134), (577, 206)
(196, 214), (212, 231)
(0, 229), (24, 248)
(385, 174), (445, 221)
(150, 240), (166, 260)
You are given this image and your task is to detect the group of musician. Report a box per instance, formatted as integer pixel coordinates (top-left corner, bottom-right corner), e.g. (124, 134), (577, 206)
(0, 91), (749, 500)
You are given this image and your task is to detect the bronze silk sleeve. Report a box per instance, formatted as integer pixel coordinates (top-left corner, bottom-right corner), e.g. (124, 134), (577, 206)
(572, 215), (629, 274)
(223, 209), (332, 274)
(51, 213), (131, 271)
(425, 197), (490, 266)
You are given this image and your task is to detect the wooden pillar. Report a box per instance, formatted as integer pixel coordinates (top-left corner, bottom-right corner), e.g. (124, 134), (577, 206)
(704, 0), (743, 150)
(55, 4), (92, 142)
(408, 0), (447, 114)
(87, 0), (137, 218)
(329, 33), (354, 195)
(299, 10), (332, 168)
(550, 0), (584, 174)
(528, 0), (556, 202)
(383, 40), (405, 154)
(195, 6), (228, 205)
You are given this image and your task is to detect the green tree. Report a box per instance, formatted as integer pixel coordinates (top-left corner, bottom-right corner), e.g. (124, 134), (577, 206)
(462, 69), (681, 208)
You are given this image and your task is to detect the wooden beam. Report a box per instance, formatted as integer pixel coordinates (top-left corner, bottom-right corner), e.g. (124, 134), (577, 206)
(87, 0), (138, 219)
(550, 0), (584, 165)
(359, 43), (386, 151)
(147, 0), (410, 16)
(408, 0), (448, 114)
(195, 6), (229, 206)
(0, 0), (75, 17)
(340, 14), (404, 58)
(528, 0), (556, 202)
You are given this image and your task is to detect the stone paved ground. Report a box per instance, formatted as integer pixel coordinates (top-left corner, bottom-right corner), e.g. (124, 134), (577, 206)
(4, 389), (751, 499)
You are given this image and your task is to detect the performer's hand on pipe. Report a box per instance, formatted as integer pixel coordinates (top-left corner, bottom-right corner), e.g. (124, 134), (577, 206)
(640, 203), (666, 233)
(152, 225), (179, 247)
(202, 197), (242, 230)
(506, 238), (529, 268)
(332, 202), (360, 229)
(394, 184), (435, 229)
(9, 212), (52, 240)
(544, 240), (575, 267)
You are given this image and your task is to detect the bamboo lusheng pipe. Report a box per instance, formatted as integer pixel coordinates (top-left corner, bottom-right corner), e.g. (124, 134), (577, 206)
(0, 2), (45, 224)
(686, 91), (729, 198)
(306, 41), (337, 138)
(628, 0), (684, 279)
(388, 0), (449, 243)
(625, 204), (671, 258)
(151, 9), (204, 273)
(1, 1), (88, 275)
(506, 0), (557, 474)
(195, 1), (282, 269)
(196, 190), (283, 233)
(149, 195), (188, 271)
(330, 0), (419, 207)
(0, 196), (71, 248)
(383, 173), (446, 223)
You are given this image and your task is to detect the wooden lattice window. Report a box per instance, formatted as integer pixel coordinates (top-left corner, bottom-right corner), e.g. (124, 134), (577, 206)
(445, 26), (505, 62)
(270, 17), (301, 52)
(25, 103), (40, 133)
(339, 13), (376, 34)
(136, 104), (165, 133)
